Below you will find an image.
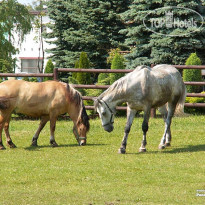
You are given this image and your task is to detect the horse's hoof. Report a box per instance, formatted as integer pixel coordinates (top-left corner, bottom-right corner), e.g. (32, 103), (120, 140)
(31, 141), (38, 147)
(118, 148), (126, 154)
(50, 141), (58, 147)
(158, 144), (165, 150)
(165, 142), (171, 147)
(139, 148), (146, 153)
(0, 145), (6, 150)
(7, 141), (16, 148)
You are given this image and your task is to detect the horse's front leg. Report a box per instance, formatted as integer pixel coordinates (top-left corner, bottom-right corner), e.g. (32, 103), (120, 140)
(118, 107), (136, 154)
(50, 117), (58, 147)
(139, 108), (151, 152)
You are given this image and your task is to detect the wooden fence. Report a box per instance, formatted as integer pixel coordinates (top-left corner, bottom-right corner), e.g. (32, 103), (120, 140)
(54, 65), (205, 110)
(0, 65), (205, 112)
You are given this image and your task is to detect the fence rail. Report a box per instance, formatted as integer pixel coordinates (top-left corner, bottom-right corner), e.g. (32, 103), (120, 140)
(56, 66), (205, 109)
(0, 65), (205, 110)
(0, 73), (53, 78)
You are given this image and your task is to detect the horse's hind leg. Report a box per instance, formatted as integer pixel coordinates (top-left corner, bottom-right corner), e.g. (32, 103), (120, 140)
(4, 117), (16, 148)
(31, 116), (49, 146)
(50, 116), (58, 147)
(0, 111), (13, 149)
(159, 102), (176, 150)
(0, 115), (6, 150)
(118, 107), (136, 154)
(158, 105), (172, 147)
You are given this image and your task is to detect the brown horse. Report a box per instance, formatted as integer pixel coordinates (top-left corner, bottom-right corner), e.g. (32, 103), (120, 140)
(0, 80), (90, 150)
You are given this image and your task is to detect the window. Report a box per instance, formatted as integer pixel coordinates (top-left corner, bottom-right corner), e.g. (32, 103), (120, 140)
(20, 57), (43, 73)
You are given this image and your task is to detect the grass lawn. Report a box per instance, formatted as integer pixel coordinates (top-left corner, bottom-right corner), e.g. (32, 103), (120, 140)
(0, 115), (204, 205)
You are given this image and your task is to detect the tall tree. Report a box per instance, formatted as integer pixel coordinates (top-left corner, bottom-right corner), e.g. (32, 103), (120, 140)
(0, 0), (32, 72)
(120, 1), (154, 68)
(121, 0), (205, 68)
(46, 0), (130, 69)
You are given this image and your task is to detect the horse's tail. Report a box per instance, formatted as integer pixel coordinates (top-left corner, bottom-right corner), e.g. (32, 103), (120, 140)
(175, 83), (187, 116)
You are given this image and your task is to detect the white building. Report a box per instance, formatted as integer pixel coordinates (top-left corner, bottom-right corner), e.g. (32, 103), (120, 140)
(13, 10), (54, 74)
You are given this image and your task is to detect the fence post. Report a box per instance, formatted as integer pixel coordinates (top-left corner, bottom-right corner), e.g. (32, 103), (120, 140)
(53, 68), (58, 80)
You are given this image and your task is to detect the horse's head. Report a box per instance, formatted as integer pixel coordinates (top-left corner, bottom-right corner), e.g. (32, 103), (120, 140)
(94, 98), (115, 132)
(73, 105), (90, 146)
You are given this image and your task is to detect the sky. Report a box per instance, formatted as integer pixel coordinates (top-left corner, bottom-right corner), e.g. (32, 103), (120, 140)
(18, 0), (34, 5)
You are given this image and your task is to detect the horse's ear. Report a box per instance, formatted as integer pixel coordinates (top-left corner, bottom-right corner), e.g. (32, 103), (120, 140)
(92, 98), (102, 104)
(92, 97), (97, 102)
(93, 98), (101, 112)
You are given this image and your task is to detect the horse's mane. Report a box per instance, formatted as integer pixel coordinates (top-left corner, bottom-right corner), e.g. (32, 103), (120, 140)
(94, 65), (150, 110)
(94, 77), (127, 111)
(99, 77), (127, 100)
(66, 84), (82, 106)
(66, 83), (90, 131)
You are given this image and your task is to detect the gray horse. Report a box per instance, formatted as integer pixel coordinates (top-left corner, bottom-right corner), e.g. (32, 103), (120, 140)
(94, 65), (186, 154)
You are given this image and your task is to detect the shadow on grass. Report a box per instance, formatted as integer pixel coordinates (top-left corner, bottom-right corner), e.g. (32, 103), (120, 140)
(24, 143), (107, 151)
(127, 144), (205, 155)
(163, 144), (205, 154)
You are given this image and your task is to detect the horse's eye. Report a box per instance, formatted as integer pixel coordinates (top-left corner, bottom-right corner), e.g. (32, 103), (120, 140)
(102, 111), (106, 116)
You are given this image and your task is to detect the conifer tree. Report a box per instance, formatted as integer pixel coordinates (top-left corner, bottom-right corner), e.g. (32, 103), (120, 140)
(110, 53), (125, 84)
(121, 0), (205, 68)
(76, 52), (91, 85)
(44, 59), (54, 81)
(46, 0), (130, 69)
(98, 73), (110, 85)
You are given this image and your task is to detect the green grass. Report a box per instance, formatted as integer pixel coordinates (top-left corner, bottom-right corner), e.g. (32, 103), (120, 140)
(0, 116), (205, 205)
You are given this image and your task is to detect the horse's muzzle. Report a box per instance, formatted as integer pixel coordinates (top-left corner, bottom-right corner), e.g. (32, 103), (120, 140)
(103, 124), (114, 133)
(79, 140), (86, 146)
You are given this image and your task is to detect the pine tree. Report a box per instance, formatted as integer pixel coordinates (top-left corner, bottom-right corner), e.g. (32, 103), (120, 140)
(121, 0), (205, 68)
(183, 53), (202, 93)
(46, 0), (130, 69)
(110, 53), (125, 84)
(44, 59), (54, 81)
(120, 0), (155, 68)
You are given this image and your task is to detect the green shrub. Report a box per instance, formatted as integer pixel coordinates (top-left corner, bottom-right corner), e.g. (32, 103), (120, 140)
(68, 60), (80, 84)
(73, 60), (79, 79)
(68, 52), (92, 95)
(185, 92), (205, 114)
(22, 77), (29, 81)
(183, 53), (202, 93)
(98, 73), (110, 85)
(110, 53), (125, 85)
(30, 77), (38, 82)
(76, 52), (91, 85)
(107, 48), (122, 65)
(44, 59), (54, 81)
